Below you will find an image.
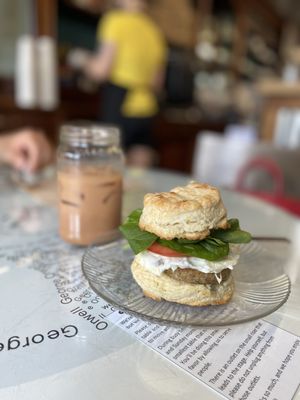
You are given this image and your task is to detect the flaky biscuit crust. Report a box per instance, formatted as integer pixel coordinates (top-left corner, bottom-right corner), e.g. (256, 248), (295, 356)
(139, 182), (228, 240)
(131, 258), (234, 307)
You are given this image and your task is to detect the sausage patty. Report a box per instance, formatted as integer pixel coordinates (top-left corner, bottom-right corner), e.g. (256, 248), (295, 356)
(164, 268), (231, 285)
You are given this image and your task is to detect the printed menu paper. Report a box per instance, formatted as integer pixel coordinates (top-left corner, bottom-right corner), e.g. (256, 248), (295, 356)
(107, 313), (300, 400)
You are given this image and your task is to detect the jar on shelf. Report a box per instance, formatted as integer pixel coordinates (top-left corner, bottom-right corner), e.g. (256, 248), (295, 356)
(57, 123), (124, 245)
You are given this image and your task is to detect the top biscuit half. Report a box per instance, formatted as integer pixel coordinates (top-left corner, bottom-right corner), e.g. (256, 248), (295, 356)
(139, 182), (228, 240)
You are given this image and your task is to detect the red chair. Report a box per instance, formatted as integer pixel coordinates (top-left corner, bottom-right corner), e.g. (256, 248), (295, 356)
(235, 157), (300, 217)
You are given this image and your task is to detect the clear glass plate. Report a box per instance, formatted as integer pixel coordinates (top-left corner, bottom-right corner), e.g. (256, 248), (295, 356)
(82, 239), (291, 327)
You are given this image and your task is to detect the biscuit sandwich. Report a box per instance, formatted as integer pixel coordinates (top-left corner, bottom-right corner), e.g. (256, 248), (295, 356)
(120, 182), (251, 307)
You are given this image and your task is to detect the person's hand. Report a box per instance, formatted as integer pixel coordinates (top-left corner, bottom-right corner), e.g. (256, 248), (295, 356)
(67, 48), (91, 70)
(4, 129), (54, 172)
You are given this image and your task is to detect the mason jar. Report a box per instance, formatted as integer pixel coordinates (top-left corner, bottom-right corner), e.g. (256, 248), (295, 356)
(57, 123), (124, 245)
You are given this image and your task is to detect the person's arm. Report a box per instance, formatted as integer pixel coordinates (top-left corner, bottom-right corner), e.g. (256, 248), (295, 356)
(0, 128), (54, 172)
(152, 35), (168, 95)
(0, 135), (11, 163)
(152, 66), (166, 94)
(84, 42), (117, 82)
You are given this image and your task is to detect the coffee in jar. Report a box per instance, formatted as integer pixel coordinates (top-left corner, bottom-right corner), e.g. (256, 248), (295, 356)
(57, 123), (124, 245)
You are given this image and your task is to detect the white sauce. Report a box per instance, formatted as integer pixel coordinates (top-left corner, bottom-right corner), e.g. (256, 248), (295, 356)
(135, 247), (240, 283)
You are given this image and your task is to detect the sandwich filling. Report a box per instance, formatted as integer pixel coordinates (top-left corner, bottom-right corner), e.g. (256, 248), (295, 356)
(135, 247), (240, 284)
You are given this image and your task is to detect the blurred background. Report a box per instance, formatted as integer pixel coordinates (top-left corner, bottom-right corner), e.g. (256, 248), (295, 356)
(1, 0), (300, 209)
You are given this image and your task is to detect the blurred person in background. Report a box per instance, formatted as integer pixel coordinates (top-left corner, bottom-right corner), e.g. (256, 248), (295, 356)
(83, 0), (167, 167)
(0, 128), (54, 172)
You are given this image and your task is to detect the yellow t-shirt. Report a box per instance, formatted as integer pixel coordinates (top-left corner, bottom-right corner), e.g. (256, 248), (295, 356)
(97, 10), (167, 117)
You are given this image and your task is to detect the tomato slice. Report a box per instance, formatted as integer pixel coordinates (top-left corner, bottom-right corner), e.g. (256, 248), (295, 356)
(148, 242), (186, 257)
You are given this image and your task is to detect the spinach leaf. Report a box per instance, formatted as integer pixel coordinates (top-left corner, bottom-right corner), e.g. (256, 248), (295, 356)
(211, 218), (252, 243)
(158, 238), (229, 261)
(227, 218), (240, 230)
(177, 238), (201, 244)
(123, 208), (143, 224)
(119, 209), (157, 254)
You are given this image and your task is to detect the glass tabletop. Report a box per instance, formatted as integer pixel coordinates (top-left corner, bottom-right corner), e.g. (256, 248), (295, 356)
(0, 167), (299, 400)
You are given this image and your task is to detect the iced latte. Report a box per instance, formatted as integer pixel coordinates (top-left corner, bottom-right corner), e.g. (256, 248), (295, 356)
(58, 165), (122, 245)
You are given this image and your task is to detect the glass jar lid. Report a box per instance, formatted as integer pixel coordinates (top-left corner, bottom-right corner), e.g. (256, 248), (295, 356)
(60, 122), (121, 147)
